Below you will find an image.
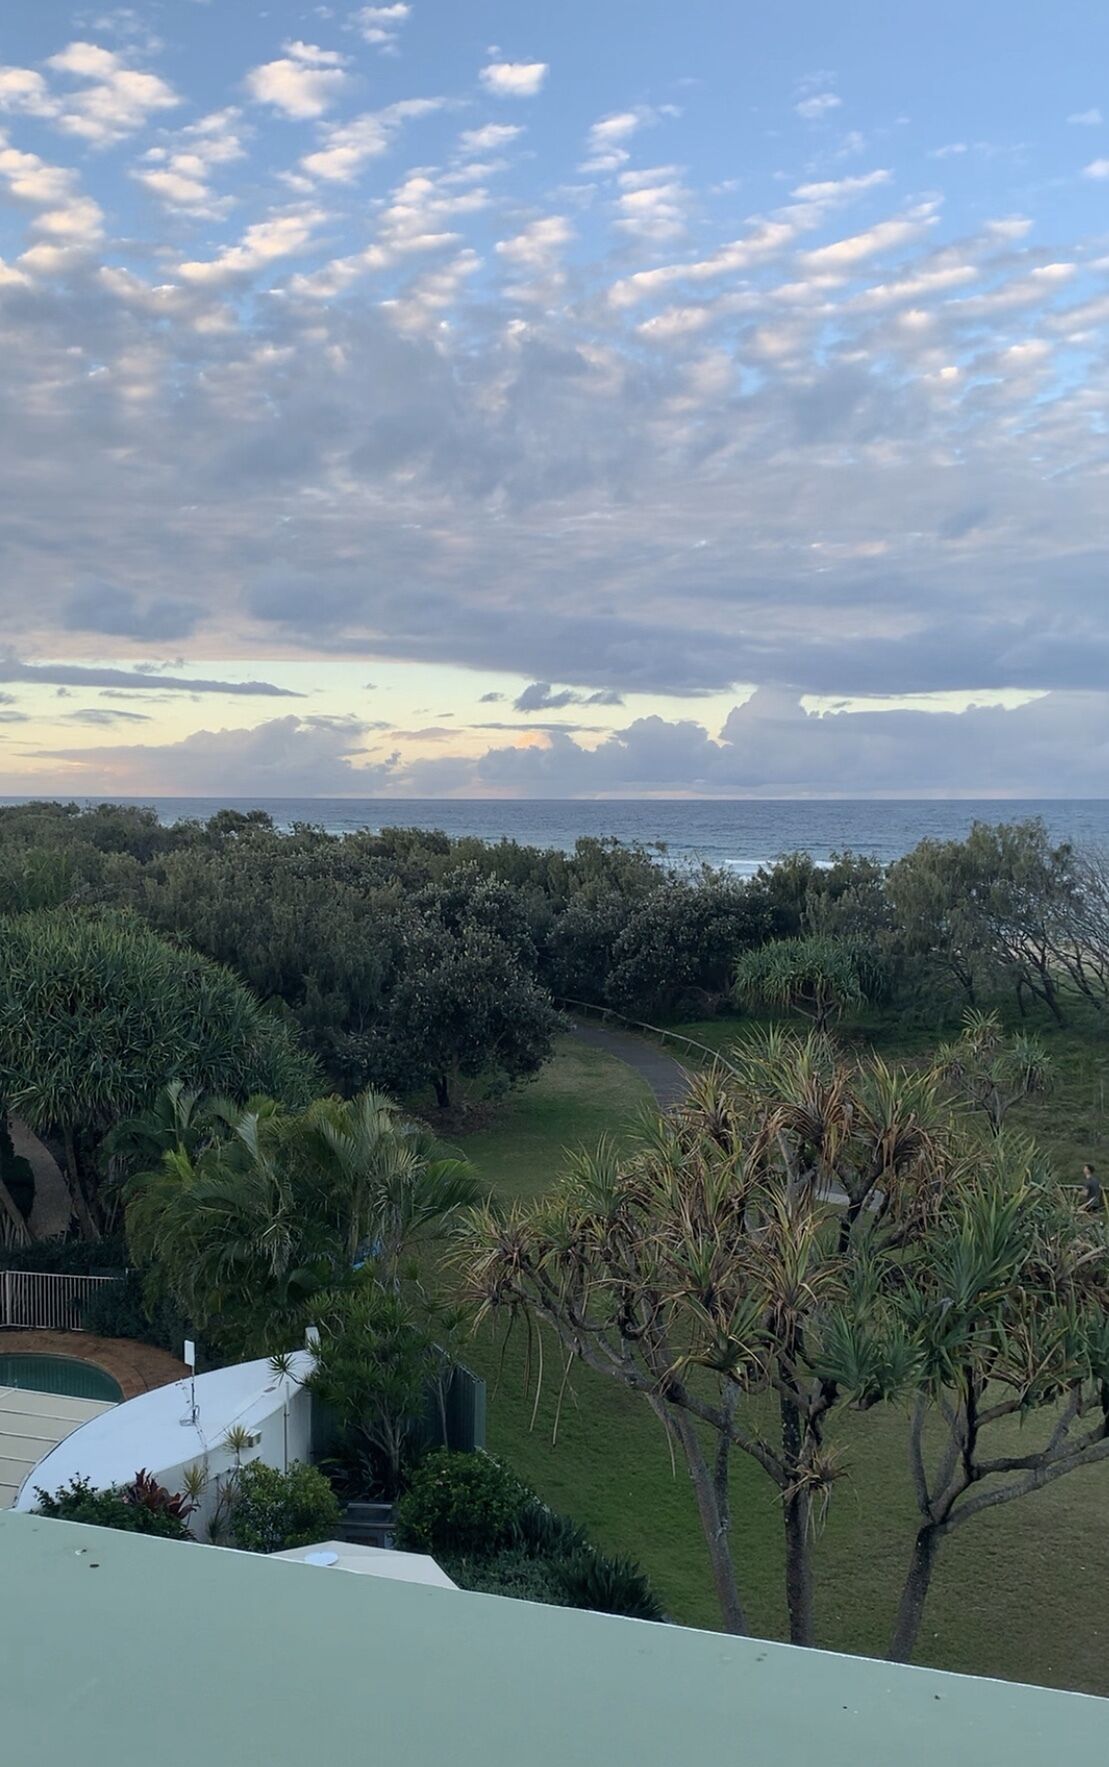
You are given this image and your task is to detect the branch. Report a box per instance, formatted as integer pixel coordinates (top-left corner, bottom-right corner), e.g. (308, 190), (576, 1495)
(944, 1435), (1109, 1534)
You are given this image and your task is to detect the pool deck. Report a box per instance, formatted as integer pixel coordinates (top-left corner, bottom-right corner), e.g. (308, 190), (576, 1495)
(0, 1334), (188, 1509)
(0, 1332), (187, 1401)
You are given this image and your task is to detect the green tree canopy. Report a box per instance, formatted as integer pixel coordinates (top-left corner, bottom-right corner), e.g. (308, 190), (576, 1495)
(458, 1032), (1109, 1659)
(0, 910), (315, 1236)
(733, 933), (876, 1030)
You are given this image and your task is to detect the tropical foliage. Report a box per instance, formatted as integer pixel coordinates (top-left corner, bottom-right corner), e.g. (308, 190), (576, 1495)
(35, 1471), (194, 1540)
(224, 1459), (341, 1554)
(124, 1086), (480, 1354)
(457, 1030), (1109, 1657)
(0, 911), (315, 1236)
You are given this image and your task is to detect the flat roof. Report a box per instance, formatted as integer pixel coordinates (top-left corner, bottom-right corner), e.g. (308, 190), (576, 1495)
(269, 1538), (457, 1587)
(0, 1512), (1104, 1767)
(13, 1351), (313, 1508)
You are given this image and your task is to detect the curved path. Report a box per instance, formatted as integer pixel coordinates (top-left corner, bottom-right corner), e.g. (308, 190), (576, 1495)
(568, 1020), (691, 1110)
(570, 1018), (852, 1205)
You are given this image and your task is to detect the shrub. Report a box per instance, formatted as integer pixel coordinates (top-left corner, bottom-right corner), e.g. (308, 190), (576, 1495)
(0, 1234), (127, 1276)
(35, 1472), (193, 1540)
(226, 1460), (342, 1554)
(512, 1497), (588, 1559)
(445, 1548), (571, 1606)
(79, 1268), (197, 1360)
(551, 1550), (666, 1621)
(394, 1450), (526, 1557)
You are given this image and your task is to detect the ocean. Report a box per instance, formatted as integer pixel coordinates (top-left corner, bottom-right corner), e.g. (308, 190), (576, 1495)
(32, 797), (1109, 877)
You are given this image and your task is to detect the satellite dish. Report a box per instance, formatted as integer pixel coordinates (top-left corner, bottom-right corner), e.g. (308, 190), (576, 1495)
(304, 1551), (339, 1567)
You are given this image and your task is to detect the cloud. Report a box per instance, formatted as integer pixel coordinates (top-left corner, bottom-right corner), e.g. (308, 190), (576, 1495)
(63, 585), (202, 642)
(245, 42), (347, 119)
(514, 682), (624, 712)
(299, 97), (443, 183)
(796, 92), (842, 121)
(37, 714), (389, 795)
(62, 706), (152, 725)
(1068, 108), (1102, 126)
(457, 122), (522, 154)
(480, 61), (548, 98)
(1083, 158), (1109, 179)
(478, 691), (504, 703)
(352, 5), (412, 51)
(0, 43), (179, 148)
(581, 108), (655, 172)
(0, 656), (298, 697)
(178, 208), (329, 285)
(394, 690), (1109, 799)
(132, 108), (245, 214)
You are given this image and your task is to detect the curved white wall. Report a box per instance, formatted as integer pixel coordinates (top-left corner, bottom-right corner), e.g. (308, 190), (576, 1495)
(15, 1352), (316, 1535)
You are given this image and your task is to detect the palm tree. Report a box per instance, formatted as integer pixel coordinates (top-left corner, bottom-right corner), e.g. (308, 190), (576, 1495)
(125, 1088), (480, 1353)
(289, 1089), (481, 1277)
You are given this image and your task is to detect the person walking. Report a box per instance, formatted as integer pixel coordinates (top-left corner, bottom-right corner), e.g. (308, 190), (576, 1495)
(1081, 1162), (1102, 1211)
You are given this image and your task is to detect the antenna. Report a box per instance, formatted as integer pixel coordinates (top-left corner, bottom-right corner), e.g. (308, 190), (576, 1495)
(180, 1338), (198, 1427)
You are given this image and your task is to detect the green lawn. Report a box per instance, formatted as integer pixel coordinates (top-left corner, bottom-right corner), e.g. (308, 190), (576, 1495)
(455, 1031), (1109, 1696)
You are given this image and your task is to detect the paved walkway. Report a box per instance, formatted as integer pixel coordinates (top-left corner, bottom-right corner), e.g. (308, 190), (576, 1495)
(570, 1020), (691, 1109)
(571, 1018), (853, 1205)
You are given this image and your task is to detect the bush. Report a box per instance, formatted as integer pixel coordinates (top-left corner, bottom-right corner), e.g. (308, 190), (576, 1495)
(512, 1497), (588, 1559)
(0, 1234), (127, 1276)
(79, 1268), (195, 1359)
(551, 1550), (666, 1621)
(35, 1472), (193, 1540)
(227, 1460), (342, 1554)
(394, 1450), (526, 1557)
(445, 1548), (571, 1606)
(395, 1453), (665, 1621)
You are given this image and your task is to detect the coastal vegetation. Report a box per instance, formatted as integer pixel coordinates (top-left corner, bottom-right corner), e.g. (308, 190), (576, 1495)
(2, 801), (1109, 1687)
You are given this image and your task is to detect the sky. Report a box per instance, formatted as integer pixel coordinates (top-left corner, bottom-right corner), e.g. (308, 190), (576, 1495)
(1, 0), (1109, 799)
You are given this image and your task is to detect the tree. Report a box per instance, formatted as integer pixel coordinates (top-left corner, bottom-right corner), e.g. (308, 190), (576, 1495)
(732, 934), (873, 1030)
(359, 889), (562, 1110)
(125, 1088), (478, 1354)
(936, 1010), (1054, 1133)
(308, 1284), (446, 1497)
(606, 878), (771, 1019)
(457, 1033), (1109, 1659)
(0, 911), (316, 1238)
(887, 821), (1088, 1022)
(886, 835), (992, 1005)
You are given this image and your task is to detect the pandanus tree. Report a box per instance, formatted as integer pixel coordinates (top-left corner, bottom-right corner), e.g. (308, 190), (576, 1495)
(0, 911), (316, 1238)
(934, 1008), (1054, 1133)
(125, 1087), (479, 1355)
(457, 1030), (1109, 1659)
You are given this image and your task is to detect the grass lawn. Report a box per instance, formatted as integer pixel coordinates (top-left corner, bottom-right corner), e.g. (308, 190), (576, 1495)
(455, 1030), (1109, 1696)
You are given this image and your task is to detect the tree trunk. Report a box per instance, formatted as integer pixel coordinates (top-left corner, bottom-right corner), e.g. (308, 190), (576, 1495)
(779, 1396), (816, 1647)
(669, 1408), (749, 1635)
(888, 1522), (941, 1662)
(62, 1126), (100, 1242)
(433, 1075), (451, 1110)
(0, 1172), (29, 1246)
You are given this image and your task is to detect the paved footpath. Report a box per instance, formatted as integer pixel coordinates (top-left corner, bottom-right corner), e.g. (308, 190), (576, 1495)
(569, 1020), (692, 1109)
(570, 1018), (852, 1205)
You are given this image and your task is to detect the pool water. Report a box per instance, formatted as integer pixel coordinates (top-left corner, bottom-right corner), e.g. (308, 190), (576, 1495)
(0, 1354), (122, 1404)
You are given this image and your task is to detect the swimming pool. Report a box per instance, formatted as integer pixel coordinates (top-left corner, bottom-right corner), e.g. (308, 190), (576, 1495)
(0, 1354), (122, 1404)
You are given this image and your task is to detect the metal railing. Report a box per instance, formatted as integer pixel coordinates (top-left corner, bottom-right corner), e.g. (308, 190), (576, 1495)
(0, 1270), (120, 1332)
(557, 997), (736, 1071)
